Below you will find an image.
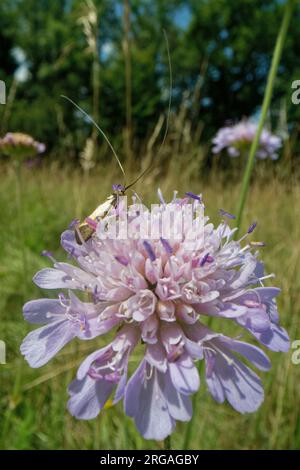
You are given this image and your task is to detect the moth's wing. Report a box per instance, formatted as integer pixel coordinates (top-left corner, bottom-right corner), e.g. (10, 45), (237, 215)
(77, 224), (94, 242)
(77, 194), (117, 243)
(89, 195), (117, 221)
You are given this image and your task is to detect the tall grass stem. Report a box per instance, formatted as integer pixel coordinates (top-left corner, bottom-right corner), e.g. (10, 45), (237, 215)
(235, 0), (294, 234)
(123, 0), (133, 169)
(14, 161), (28, 294)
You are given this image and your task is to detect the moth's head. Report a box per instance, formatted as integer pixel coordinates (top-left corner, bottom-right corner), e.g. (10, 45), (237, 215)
(112, 183), (126, 195)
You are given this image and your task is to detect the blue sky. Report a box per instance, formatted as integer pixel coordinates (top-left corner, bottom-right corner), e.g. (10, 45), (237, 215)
(173, 4), (191, 29)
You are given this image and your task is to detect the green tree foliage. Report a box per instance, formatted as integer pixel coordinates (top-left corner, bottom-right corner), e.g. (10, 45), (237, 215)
(185, 0), (300, 137)
(0, 0), (299, 159)
(0, 2), (17, 86)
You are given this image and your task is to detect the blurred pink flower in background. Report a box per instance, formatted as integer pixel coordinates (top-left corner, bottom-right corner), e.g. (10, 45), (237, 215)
(212, 120), (282, 160)
(0, 132), (45, 159)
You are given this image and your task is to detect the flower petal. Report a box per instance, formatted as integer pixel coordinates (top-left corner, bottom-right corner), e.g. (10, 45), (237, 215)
(77, 346), (110, 380)
(124, 361), (175, 440)
(252, 323), (290, 352)
(163, 370), (192, 421)
(33, 268), (75, 289)
(61, 230), (88, 257)
(218, 337), (271, 371)
(68, 376), (114, 420)
(20, 320), (75, 367)
(168, 353), (200, 395)
(146, 343), (167, 372)
(23, 299), (65, 324)
(206, 353), (264, 413)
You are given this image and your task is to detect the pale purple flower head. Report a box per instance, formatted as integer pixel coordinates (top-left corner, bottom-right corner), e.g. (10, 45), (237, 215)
(0, 132), (46, 159)
(21, 190), (289, 440)
(212, 120), (282, 160)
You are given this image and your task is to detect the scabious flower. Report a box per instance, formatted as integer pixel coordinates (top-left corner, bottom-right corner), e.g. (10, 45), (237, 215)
(212, 120), (282, 160)
(21, 190), (289, 440)
(0, 132), (45, 159)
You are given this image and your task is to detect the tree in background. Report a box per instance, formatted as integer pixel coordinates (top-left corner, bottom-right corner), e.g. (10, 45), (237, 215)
(184, 0), (300, 139)
(0, 0), (299, 160)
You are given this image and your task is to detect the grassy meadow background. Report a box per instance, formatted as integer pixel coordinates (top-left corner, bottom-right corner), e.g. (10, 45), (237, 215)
(1, 0), (300, 450)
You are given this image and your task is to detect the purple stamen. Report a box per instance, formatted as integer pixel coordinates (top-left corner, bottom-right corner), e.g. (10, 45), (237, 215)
(112, 183), (125, 192)
(69, 218), (80, 229)
(160, 237), (173, 255)
(143, 241), (156, 261)
(200, 253), (214, 267)
(93, 285), (107, 303)
(85, 217), (97, 230)
(115, 255), (129, 266)
(219, 209), (236, 220)
(41, 250), (53, 258)
(185, 192), (202, 201)
(247, 222), (257, 234)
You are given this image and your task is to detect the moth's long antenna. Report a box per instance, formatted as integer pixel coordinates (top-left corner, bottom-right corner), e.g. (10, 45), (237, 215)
(157, 29), (172, 157)
(61, 95), (126, 182)
(125, 30), (172, 191)
(125, 163), (152, 190)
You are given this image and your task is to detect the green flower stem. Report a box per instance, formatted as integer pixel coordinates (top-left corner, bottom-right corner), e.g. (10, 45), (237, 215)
(164, 435), (171, 450)
(235, 0), (295, 235)
(183, 359), (204, 450)
(183, 315), (217, 450)
(14, 160), (28, 293)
